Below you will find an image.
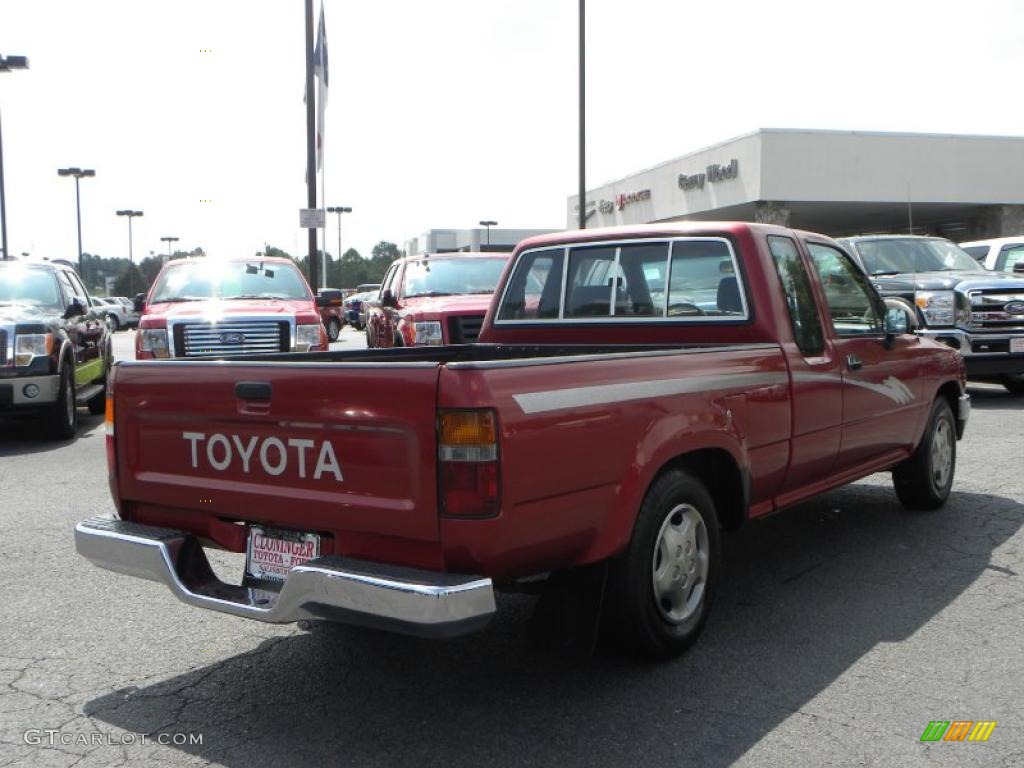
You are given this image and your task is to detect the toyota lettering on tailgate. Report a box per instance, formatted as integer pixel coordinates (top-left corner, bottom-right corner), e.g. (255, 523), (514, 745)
(182, 432), (344, 481)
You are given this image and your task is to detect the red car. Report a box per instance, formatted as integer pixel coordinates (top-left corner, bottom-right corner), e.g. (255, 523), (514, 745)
(365, 252), (510, 347)
(78, 223), (967, 659)
(134, 256), (329, 359)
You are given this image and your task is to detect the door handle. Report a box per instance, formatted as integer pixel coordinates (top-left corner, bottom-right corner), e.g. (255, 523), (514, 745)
(846, 354), (863, 371)
(235, 381), (273, 400)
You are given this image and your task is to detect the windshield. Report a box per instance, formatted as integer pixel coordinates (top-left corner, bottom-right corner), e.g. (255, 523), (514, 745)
(149, 260), (311, 302)
(403, 257), (508, 298)
(855, 239), (981, 275)
(0, 267), (62, 308)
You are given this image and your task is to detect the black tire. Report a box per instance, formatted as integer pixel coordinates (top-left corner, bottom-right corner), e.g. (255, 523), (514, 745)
(107, 314), (120, 332)
(1001, 374), (1024, 395)
(45, 363), (78, 440)
(327, 318), (341, 342)
(893, 398), (956, 511)
(603, 469), (721, 660)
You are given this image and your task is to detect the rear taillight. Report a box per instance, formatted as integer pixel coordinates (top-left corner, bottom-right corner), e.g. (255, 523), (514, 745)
(438, 409), (500, 518)
(105, 370), (121, 518)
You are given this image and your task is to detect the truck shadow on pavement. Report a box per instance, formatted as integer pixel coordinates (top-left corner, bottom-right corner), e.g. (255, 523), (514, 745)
(84, 486), (1022, 768)
(0, 413), (103, 456)
(965, 383), (1024, 411)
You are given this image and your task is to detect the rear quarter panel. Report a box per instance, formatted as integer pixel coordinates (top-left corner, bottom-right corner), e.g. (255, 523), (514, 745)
(438, 345), (791, 578)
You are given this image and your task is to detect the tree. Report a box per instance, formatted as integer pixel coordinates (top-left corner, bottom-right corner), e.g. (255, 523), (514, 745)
(371, 241), (403, 262)
(113, 263), (146, 297)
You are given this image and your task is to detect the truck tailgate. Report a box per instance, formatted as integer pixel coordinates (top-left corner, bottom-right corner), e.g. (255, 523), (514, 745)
(113, 361), (442, 543)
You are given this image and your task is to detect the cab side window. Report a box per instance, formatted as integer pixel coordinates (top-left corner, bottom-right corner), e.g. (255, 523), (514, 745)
(55, 271), (78, 307)
(806, 243), (883, 336)
(996, 245), (1024, 273)
(768, 237), (824, 356)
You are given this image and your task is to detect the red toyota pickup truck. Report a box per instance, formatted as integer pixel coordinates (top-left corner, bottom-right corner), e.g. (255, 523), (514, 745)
(76, 223), (969, 658)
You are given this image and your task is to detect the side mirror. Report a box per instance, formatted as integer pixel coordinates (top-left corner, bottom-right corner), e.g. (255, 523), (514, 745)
(64, 298), (86, 319)
(883, 298), (918, 335)
(381, 289), (398, 309)
(133, 293), (146, 312)
(1013, 262), (1024, 274)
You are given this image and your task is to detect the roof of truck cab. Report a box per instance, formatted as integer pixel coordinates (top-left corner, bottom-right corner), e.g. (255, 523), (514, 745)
(512, 222), (801, 252)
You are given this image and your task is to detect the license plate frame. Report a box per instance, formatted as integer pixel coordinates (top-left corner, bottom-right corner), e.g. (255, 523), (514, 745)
(1010, 337), (1024, 354)
(245, 526), (320, 584)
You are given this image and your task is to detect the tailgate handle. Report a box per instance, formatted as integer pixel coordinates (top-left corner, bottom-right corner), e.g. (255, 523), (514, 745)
(235, 381), (273, 401)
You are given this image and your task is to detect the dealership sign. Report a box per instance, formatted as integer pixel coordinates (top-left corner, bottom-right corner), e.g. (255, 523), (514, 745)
(615, 189), (651, 210)
(678, 159), (739, 190)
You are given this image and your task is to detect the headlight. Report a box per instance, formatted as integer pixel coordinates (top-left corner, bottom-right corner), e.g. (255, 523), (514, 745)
(139, 328), (170, 358)
(295, 323), (322, 351)
(14, 333), (53, 366)
(413, 321), (443, 346)
(914, 291), (955, 326)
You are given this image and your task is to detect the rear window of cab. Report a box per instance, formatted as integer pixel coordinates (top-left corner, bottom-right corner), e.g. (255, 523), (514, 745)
(495, 238), (748, 323)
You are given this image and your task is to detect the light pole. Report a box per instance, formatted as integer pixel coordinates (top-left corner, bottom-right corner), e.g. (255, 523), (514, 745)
(325, 206), (352, 289)
(578, 0), (586, 230)
(0, 54), (30, 261)
(57, 167), (95, 272)
(116, 210), (144, 295)
(479, 220), (498, 247)
(160, 235), (179, 262)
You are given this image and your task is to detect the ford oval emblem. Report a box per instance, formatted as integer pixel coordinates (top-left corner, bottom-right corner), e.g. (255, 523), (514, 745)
(1004, 300), (1024, 315)
(220, 332), (245, 345)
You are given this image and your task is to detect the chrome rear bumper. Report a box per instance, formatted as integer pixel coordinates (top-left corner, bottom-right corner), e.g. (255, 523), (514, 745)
(74, 517), (495, 638)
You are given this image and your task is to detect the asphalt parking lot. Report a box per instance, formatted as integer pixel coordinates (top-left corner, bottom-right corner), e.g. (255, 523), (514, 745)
(0, 330), (1021, 767)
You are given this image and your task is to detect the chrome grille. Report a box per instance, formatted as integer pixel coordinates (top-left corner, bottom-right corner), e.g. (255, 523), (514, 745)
(179, 322), (286, 357)
(968, 291), (1024, 329)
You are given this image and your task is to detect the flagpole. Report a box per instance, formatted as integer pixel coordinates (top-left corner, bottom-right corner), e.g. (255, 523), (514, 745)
(321, 145), (327, 289)
(304, 0), (319, 289)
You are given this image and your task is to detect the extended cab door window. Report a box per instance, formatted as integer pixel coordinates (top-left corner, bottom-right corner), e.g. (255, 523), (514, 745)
(668, 239), (747, 317)
(767, 236), (824, 356)
(805, 243), (883, 336)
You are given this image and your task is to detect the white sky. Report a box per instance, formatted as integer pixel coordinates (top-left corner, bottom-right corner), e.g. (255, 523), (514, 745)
(2, 0), (1022, 265)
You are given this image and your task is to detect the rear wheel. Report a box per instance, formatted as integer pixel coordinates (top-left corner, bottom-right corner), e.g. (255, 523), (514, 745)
(603, 469), (720, 660)
(892, 398), (956, 510)
(107, 314), (120, 332)
(1001, 374), (1024, 395)
(326, 318), (341, 342)
(45, 363), (78, 440)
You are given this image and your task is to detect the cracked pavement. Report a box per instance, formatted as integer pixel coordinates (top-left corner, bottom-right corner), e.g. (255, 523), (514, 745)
(0, 332), (1021, 767)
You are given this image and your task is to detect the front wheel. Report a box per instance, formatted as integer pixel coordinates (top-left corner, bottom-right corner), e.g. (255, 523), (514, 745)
(107, 314), (120, 332)
(892, 398), (956, 510)
(45, 364), (78, 440)
(603, 469), (720, 660)
(1001, 374), (1024, 395)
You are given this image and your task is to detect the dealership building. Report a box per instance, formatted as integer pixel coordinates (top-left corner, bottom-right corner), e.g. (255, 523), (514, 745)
(567, 129), (1024, 241)
(405, 227), (559, 256)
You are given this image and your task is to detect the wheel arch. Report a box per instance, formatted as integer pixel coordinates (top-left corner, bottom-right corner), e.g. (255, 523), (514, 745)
(935, 379), (964, 439)
(654, 448), (748, 533)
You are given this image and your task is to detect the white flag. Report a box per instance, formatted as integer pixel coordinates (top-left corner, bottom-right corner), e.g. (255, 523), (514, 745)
(314, 4), (328, 171)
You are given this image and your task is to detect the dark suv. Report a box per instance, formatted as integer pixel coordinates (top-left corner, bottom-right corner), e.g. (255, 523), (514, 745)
(0, 261), (112, 437)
